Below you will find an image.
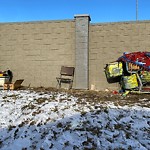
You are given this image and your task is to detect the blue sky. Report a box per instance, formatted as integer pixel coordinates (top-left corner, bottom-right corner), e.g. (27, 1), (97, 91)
(0, 0), (150, 23)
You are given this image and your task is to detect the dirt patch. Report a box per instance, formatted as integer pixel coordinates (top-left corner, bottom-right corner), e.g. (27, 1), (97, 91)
(20, 86), (150, 107)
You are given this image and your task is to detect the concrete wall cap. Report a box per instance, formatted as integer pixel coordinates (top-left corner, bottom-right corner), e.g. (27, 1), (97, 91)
(74, 14), (91, 21)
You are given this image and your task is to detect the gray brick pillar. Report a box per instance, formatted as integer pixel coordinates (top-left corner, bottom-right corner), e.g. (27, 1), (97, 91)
(74, 14), (91, 89)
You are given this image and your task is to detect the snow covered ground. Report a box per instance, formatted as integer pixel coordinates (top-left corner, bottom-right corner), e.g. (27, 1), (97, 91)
(0, 89), (149, 150)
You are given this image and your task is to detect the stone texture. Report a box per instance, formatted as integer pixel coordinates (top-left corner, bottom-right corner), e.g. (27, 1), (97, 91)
(1, 17), (150, 90)
(74, 14), (90, 89)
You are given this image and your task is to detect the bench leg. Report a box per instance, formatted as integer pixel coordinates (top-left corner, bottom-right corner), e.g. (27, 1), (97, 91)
(56, 79), (61, 89)
(68, 81), (73, 90)
(59, 81), (61, 89)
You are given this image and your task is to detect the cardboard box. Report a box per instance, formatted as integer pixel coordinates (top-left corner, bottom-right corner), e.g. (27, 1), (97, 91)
(4, 79), (24, 90)
(4, 83), (15, 90)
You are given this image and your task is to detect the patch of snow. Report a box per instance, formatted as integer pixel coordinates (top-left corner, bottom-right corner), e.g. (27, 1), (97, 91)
(0, 90), (149, 150)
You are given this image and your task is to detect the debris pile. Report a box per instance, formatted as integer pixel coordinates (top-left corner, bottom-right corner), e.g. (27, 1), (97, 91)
(0, 70), (13, 89)
(105, 51), (150, 94)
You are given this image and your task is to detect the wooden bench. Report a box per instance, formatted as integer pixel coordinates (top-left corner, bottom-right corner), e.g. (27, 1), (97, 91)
(56, 66), (75, 90)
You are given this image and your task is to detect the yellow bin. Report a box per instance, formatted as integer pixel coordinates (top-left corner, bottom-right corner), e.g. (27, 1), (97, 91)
(122, 74), (138, 89)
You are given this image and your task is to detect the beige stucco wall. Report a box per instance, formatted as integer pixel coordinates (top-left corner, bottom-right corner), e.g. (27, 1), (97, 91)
(1, 16), (150, 90)
(0, 20), (75, 87)
(89, 21), (150, 90)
